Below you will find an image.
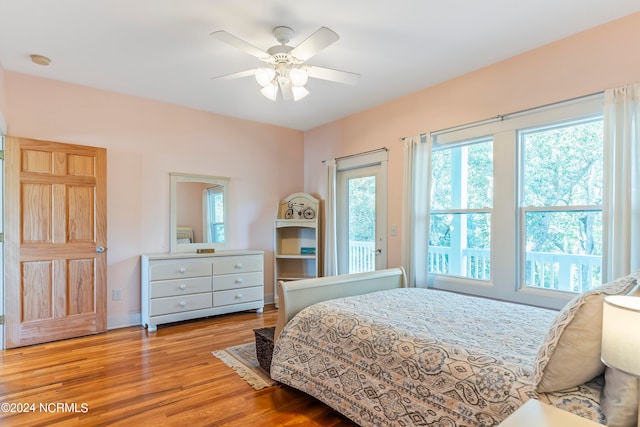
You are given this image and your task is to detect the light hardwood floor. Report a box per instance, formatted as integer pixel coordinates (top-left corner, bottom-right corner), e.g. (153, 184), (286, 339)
(0, 306), (357, 426)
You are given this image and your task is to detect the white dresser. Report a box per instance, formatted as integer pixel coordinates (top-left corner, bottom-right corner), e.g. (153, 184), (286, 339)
(141, 250), (264, 332)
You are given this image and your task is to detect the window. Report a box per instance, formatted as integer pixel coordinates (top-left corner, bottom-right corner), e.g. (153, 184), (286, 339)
(426, 94), (604, 308)
(205, 186), (225, 243)
(519, 118), (603, 292)
(430, 138), (493, 280)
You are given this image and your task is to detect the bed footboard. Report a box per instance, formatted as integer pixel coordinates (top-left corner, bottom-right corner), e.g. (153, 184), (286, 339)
(274, 267), (407, 341)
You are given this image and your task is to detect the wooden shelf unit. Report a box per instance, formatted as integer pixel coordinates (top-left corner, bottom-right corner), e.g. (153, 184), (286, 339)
(274, 194), (319, 307)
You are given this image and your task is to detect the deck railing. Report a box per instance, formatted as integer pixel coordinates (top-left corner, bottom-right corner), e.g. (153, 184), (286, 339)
(349, 241), (376, 273)
(349, 241), (601, 292)
(428, 246), (601, 292)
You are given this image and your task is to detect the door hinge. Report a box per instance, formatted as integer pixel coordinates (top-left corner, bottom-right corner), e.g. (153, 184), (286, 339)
(0, 233), (3, 243)
(0, 315), (4, 325)
(0, 149), (4, 160)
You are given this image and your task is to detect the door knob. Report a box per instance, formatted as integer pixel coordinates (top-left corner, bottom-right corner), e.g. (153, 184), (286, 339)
(96, 246), (106, 253)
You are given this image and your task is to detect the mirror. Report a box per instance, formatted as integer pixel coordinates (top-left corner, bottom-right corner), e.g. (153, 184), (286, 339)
(170, 172), (230, 253)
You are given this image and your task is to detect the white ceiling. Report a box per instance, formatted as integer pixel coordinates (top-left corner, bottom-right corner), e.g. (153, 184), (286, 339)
(1, 1), (639, 131)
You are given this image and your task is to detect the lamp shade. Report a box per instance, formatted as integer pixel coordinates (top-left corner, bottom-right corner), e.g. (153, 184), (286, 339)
(260, 83), (278, 101)
(601, 295), (640, 376)
(255, 68), (276, 87)
(289, 68), (309, 87)
(292, 86), (309, 101)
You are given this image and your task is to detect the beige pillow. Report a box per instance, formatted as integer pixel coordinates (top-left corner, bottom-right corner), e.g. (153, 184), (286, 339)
(601, 367), (639, 427)
(532, 274), (637, 393)
(600, 281), (640, 427)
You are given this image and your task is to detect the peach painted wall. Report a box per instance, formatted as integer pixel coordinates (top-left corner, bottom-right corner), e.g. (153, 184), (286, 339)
(4, 72), (304, 328)
(304, 12), (640, 271)
(175, 181), (210, 243)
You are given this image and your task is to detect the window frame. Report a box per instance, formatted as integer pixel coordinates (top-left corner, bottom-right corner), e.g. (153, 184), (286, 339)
(429, 137), (494, 281)
(204, 186), (225, 243)
(517, 116), (604, 295)
(427, 94), (604, 309)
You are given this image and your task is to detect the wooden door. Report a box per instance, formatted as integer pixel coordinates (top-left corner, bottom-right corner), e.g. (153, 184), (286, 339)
(4, 137), (107, 348)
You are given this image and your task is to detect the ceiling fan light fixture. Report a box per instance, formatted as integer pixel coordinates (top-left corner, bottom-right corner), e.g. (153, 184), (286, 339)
(260, 83), (278, 101)
(289, 68), (309, 87)
(211, 25), (360, 103)
(292, 86), (309, 101)
(255, 67), (276, 87)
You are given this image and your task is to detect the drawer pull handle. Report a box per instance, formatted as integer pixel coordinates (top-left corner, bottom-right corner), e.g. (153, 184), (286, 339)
(235, 263), (243, 269)
(236, 293), (243, 299)
(179, 301), (187, 307)
(235, 278), (244, 284)
(179, 267), (187, 274)
(179, 284), (187, 290)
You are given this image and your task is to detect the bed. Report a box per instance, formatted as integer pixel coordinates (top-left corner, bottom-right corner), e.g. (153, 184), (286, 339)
(176, 226), (194, 244)
(270, 268), (639, 427)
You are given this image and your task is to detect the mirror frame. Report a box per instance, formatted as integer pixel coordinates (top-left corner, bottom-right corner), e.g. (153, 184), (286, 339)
(169, 172), (230, 253)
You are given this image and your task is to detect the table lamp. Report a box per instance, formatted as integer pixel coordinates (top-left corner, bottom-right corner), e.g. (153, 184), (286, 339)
(601, 295), (640, 427)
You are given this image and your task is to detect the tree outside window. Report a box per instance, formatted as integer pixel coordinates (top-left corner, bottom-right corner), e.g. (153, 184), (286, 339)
(520, 118), (603, 292)
(430, 138), (493, 280)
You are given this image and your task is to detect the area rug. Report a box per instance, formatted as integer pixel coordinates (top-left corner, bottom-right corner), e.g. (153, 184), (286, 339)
(212, 342), (276, 390)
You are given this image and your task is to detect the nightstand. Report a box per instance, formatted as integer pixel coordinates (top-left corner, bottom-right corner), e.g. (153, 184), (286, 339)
(499, 399), (602, 427)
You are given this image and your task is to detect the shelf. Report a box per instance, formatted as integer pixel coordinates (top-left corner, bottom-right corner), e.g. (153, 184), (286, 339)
(275, 192), (320, 307)
(275, 219), (317, 228)
(275, 254), (317, 259)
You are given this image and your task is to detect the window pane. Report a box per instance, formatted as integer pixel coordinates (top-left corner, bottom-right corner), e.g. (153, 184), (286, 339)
(348, 175), (376, 273)
(521, 119), (603, 207)
(520, 117), (603, 293)
(213, 192), (224, 221)
(211, 224), (224, 243)
(208, 190), (225, 243)
(431, 139), (493, 210)
(429, 213), (491, 280)
(524, 210), (602, 292)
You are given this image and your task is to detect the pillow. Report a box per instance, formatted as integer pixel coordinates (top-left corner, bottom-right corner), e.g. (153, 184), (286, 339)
(601, 367), (639, 427)
(627, 282), (640, 297)
(532, 274), (637, 393)
(600, 279), (640, 427)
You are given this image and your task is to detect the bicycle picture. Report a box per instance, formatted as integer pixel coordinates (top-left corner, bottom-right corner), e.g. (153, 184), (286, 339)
(285, 201), (315, 219)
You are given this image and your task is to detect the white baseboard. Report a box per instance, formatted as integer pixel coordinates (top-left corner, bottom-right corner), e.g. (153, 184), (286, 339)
(265, 294), (274, 305)
(106, 295), (274, 331)
(107, 313), (141, 330)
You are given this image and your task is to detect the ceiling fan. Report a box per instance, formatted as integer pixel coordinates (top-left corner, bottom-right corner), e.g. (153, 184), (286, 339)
(210, 26), (360, 101)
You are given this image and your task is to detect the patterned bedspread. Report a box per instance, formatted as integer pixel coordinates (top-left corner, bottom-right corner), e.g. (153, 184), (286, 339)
(270, 288), (604, 427)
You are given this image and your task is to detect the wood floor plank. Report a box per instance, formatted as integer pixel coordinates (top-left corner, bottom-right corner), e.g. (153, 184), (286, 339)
(0, 306), (356, 426)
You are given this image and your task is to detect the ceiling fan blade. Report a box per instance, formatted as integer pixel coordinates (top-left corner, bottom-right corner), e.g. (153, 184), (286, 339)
(279, 78), (294, 101)
(290, 27), (339, 61)
(210, 69), (258, 81)
(307, 66), (360, 85)
(210, 30), (270, 60)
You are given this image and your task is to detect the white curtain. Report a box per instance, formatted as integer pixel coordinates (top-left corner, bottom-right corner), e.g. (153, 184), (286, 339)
(324, 159), (338, 276)
(0, 111), (7, 135)
(603, 83), (640, 281)
(401, 134), (431, 287)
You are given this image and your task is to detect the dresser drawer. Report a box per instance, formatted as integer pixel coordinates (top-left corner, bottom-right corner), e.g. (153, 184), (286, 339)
(150, 276), (212, 298)
(213, 271), (263, 291)
(149, 260), (212, 281)
(214, 286), (263, 307)
(150, 293), (212, 316)
(213, 255), (263, 275)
